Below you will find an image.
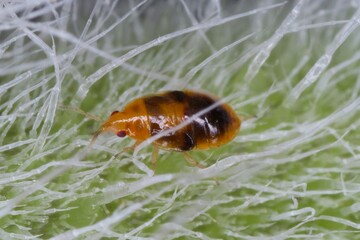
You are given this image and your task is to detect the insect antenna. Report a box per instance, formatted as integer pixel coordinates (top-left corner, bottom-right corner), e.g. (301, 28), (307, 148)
(57, 104), (105, 148)
(57, 104), (103, 122)
(89, 129), (102, 148)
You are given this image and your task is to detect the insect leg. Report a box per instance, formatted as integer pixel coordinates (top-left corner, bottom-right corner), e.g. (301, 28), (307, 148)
(183, 152), (219, 184)
(182, 152), (206, 169)
(122, 140), (142, 154)
(151, 146), (159, 173)
(109, 141), (143, 160)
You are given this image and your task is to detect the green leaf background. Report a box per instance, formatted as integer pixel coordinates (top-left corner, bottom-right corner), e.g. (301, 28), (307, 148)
(1, 0), (360, 239)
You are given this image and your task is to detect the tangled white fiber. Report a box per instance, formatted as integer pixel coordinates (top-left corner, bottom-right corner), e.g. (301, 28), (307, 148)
(1, 0), (360, 239)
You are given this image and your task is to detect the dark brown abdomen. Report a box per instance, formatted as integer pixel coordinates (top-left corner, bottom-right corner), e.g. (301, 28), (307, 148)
(143, 90), (240, 151)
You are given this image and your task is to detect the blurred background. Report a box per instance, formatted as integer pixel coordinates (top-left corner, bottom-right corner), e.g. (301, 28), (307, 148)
(1, 0), (360, 239)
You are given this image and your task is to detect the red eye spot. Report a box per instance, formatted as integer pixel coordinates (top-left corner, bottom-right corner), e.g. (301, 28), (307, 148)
(117, 131), (126, 137)
(111, 111), (119, 116)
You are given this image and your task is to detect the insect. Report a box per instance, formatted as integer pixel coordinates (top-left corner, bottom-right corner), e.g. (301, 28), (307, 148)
(91, 90), (241, 172)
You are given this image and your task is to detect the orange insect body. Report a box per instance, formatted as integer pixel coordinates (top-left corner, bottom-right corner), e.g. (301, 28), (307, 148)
(94, 90), (241, 152)
(92, 90), (240, 172)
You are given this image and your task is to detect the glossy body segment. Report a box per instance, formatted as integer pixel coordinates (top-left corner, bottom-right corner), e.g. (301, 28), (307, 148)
(97, 90), (240, 152)
(144, 91), (240, 151)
